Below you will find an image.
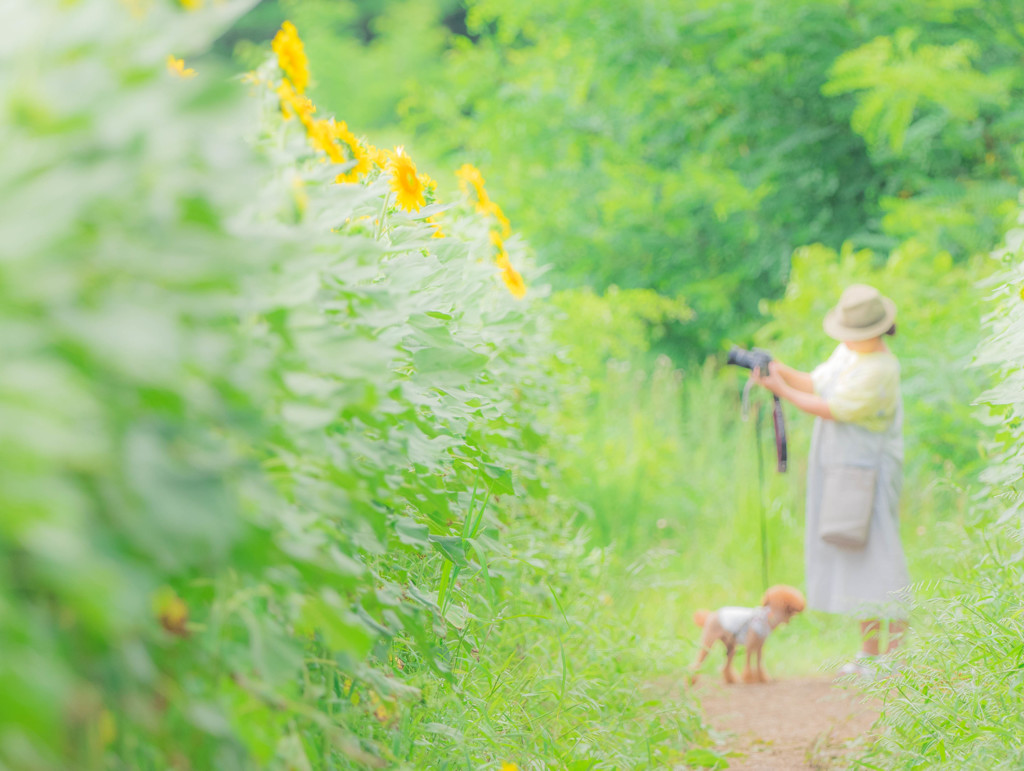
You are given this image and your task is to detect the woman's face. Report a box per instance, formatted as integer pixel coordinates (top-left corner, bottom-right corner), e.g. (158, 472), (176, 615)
(843, 336), (885, 352)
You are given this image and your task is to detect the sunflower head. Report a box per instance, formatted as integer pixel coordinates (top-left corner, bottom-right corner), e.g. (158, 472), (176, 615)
(488, 201), (512, 238)
(332, 122), (373, 182)
(273, 21), (310, 94)
(389, 150), (426, 212)
(306, 119), (346, 163)
(457, 163), (491, 212)
(501, 264), (527, 299)
(277, 79), (315, 126)
(366, 144), (392, 169)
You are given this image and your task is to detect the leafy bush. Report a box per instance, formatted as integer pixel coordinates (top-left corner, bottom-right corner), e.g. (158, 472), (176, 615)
(0, 2), (706, 769)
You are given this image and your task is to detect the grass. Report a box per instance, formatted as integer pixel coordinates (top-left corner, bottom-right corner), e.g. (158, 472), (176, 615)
(381, 520), (712, 769)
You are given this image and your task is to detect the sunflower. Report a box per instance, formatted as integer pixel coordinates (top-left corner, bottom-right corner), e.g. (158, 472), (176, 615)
(166, 55), (196, 78)
(488, 201), (512, 238)
(272, 21), (310, 94)
(366, 144), (392, 169)
(332, 122), (373, 182)
(489, 230), (509, 266)
(420, 172), (437, 200)
(426, 215), (445, 239)
(335, 143), (372, 183)
(456, 163), (491, 213)
(277, 79), (315, 127)
(389, 149), (426, 211)
(306, 118), (345, 163)
(501, 263), (527, 299)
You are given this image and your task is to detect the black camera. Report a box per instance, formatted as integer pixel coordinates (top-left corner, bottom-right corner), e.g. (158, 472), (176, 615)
(727, 346), (773, 374)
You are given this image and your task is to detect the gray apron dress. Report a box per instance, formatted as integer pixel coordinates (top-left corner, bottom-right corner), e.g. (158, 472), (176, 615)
(805, 357), (911, 618)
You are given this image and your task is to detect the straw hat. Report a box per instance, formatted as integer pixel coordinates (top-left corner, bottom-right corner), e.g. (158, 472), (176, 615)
(823, 284), (897, 341)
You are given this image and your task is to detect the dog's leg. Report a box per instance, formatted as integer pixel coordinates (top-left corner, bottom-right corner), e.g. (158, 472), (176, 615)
(689, 615), (723, 685)
(742, 633), (758, 683)
(722, 642), (738, 684)
(688, 635), (712, 685)
(756, 638), (768, 682)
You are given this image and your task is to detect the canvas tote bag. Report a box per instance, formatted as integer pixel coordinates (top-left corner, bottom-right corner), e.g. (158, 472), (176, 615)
(818, 464), (877, 548)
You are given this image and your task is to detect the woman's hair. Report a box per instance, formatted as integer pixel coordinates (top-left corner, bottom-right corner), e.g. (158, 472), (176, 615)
(885, 324), (897, 337)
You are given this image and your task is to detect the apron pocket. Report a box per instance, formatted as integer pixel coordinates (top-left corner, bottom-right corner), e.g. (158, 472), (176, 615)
(819, 465), (876, 549)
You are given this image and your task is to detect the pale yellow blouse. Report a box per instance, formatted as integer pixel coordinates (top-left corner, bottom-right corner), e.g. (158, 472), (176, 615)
(811, 344), (900, 432)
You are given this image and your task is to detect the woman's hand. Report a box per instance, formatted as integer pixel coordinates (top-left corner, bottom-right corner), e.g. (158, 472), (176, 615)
(752, 361), (786, 396)
(754, 361), (834, 420)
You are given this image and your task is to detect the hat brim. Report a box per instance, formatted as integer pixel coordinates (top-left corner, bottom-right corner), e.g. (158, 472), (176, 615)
(823, 297), (897, 341)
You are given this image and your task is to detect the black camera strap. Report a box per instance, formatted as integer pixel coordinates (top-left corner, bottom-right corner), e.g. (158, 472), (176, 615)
(772, 395), (787, 473)
(741, 381), (788, 474)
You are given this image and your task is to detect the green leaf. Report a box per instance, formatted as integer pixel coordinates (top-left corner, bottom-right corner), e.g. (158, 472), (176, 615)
(684, 747), (730, 769)
(394, 516), (430, 547)
(412, 346), (490, 376)
(428, 535), (469, 568)
(482, 463), (515, 495)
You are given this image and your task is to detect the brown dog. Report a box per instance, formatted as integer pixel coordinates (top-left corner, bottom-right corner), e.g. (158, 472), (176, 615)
(689, 585), (806, 684)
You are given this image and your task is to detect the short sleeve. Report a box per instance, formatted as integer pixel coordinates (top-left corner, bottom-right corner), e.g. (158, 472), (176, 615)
(827, 356), (899, 427)
(811, 363), (829, 395)
(811, 344), (846, 395)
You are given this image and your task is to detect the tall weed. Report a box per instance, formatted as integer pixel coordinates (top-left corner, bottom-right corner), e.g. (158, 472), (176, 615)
(856, 203), (1024, 769)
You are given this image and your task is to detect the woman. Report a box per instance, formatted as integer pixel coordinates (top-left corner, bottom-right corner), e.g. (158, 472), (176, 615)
(753, 284), (910, 676)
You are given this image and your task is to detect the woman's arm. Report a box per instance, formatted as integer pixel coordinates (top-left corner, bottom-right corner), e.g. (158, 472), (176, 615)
(774, 362), (815, 394)
(753, 363), (833, 420)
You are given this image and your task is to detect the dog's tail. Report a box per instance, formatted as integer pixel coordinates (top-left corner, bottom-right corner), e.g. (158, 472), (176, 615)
(693, 609), (710, 627)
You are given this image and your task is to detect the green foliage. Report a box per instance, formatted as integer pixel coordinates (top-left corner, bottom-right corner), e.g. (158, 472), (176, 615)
(823, 28), (1010, 153)
(550, 287), (692, 378)
(231, 0), (460, 136)
(387, 0), (1024, 356)
(0, 2), (706, 769)
(850, 203), (1024, 769)
(859, 534), (1024, 770)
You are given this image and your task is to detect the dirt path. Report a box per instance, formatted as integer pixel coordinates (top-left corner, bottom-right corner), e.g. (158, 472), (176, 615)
(696, 677), (880, 769)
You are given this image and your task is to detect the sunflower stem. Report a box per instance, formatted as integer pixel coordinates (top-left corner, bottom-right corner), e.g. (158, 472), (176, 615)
(375, 191), (391, 240)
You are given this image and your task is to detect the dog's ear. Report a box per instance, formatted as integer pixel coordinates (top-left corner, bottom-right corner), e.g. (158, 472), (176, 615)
(785, 596), (806, 615)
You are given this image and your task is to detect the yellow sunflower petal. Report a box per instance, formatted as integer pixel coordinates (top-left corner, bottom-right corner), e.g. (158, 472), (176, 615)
(272, 21), (310, 94)
(501, 264), (526, 299)
(390, 152), (426, 211)
(166, 55), (196, 78)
